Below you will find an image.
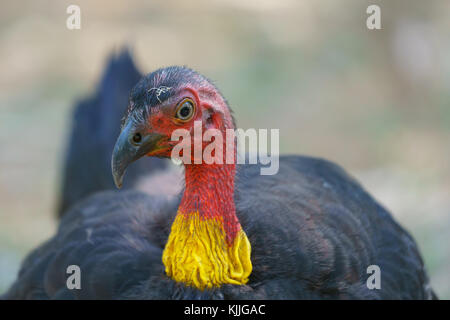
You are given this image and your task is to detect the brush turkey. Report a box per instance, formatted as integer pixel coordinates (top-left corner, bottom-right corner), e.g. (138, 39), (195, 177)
(4, 57), (436, 299)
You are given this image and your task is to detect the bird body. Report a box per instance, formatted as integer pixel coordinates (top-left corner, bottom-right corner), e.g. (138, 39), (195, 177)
(3, 61), (436, 300)
(4, 156), (435, 299)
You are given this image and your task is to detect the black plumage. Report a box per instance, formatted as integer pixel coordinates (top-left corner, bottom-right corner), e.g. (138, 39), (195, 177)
(4, 54), (436, 300)
(5, 157), (435, 299)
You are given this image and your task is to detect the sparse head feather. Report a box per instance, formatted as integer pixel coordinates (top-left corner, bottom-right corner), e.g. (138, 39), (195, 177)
(122, 66), (234, 129)
(126, 67), (206, 111)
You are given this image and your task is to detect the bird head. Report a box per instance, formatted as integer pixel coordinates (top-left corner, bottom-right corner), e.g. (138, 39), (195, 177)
(112, 66), (252, 290)
(112, 66), (234, 188)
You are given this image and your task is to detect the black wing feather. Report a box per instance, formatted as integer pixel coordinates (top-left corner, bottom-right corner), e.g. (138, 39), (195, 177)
(57, 49), (167, 217)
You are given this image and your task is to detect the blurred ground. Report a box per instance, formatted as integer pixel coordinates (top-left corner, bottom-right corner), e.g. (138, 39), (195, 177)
(0, 0), (449, 297)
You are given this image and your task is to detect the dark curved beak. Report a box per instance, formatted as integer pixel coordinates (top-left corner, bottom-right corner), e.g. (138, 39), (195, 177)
(111, 120), (165, 188)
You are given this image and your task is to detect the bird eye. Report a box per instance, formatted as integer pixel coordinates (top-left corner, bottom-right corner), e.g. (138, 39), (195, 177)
(132, 132), (142, 144)
(175, 99), (195, 122)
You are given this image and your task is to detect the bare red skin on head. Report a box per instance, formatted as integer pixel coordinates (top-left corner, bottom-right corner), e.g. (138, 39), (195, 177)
(145, 85), (240, 245)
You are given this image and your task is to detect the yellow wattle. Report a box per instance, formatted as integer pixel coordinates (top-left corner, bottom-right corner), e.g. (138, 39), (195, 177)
(162, 211), (252, 290)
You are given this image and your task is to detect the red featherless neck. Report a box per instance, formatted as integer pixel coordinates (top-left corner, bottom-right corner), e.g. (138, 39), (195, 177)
(177, 91), (240, 245)
(178, 161), (239, 244)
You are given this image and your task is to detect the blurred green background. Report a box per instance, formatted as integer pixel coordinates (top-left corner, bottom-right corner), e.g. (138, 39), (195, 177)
(0, 0), (449, 298)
